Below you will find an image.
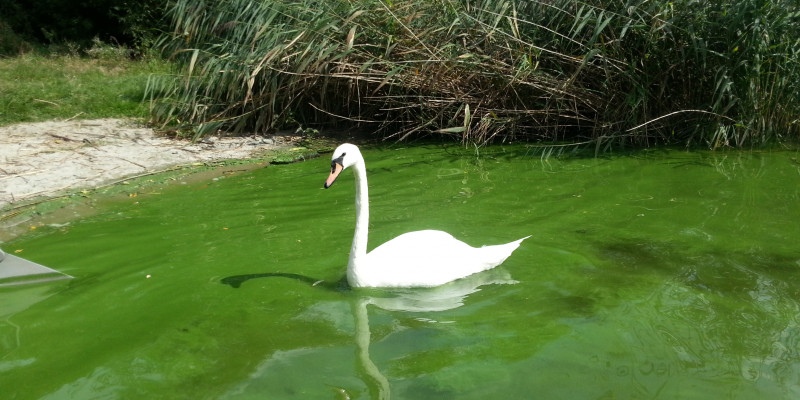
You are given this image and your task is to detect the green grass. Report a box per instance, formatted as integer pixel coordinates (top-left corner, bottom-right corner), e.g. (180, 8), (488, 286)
(0, 52), (172, 126)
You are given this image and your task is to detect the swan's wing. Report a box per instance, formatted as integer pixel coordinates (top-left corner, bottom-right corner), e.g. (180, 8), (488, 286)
(363, 230), (522, 287)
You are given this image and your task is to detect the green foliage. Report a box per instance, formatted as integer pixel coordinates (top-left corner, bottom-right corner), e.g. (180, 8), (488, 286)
(618, 0), (800, 148)
(147, 0), (800, 147)
(0, 0), (171, 54)
(0, 18), (31, 55)
(108, 0), (173, 50)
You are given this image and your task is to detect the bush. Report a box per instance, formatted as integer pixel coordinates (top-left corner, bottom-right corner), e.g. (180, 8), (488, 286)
(0, 0), (171, 54)
(147, 0), (800, 147)
(0, 18), (32, 55)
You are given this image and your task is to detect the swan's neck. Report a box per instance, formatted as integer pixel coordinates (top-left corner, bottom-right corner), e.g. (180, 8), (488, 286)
(348, 162), (369, 283)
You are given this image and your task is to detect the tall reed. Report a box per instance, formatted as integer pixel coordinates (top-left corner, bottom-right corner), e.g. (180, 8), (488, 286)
(146, 0), (799, 147)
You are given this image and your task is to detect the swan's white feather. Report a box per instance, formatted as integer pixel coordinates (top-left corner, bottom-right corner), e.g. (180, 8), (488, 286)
(354, 230), (529, 287)
(325, 143), (529, 288)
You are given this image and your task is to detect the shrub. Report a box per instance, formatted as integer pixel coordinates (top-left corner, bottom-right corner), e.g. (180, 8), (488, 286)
(0, 0), (171, 54)
(147, 0), (800, 147)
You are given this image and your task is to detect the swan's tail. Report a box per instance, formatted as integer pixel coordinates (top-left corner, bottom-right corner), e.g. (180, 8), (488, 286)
(478, 235), (531, 270)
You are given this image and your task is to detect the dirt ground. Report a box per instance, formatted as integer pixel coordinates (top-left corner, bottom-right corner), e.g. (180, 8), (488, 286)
(0, 118), (298, 210)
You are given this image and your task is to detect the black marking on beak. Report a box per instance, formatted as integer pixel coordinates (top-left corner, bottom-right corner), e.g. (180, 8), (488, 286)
(324, 155), (345, 188)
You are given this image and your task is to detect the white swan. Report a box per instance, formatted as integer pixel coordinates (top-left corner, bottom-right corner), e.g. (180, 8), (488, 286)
(324, 143), (529, 288)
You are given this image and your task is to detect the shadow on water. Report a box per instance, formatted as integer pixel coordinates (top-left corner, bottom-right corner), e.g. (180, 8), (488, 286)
(220, 272), (349, 291)
(579, 236), (800, 395)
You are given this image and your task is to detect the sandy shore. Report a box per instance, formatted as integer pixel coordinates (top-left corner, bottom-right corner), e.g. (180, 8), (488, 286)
(0, 118), (297, 209)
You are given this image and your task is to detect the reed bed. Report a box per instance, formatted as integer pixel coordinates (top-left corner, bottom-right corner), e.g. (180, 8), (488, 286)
(146, 0), (800, 148)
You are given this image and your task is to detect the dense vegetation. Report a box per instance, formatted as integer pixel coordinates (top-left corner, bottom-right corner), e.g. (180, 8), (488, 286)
(0, 0), (170, 53)
(146, 0), (800, 148)
(2, 1), (797, 148)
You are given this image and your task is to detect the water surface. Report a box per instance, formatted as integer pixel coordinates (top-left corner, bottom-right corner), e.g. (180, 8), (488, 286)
(2, 146), (799, 399)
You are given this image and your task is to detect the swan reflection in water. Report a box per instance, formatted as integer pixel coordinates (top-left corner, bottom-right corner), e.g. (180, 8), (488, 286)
(352, 268), (517, 399)
(220, 268), (517, 399)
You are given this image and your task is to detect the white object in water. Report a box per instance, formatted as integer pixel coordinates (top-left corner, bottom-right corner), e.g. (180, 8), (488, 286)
(323, 143), (529, 288)
(0, 248), (73, 287)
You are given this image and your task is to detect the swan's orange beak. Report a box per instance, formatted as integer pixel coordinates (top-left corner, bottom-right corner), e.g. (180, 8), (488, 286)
(324, 162), (343, 188)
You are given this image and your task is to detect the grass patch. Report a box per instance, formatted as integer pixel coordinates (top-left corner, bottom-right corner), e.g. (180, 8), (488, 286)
(0, 52), (172, 126)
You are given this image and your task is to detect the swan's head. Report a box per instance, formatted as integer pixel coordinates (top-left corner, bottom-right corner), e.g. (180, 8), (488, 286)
(324, 143), (362, 188)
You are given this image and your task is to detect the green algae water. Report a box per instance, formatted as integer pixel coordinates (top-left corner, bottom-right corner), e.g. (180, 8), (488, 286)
(2, 145), (799, 399)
